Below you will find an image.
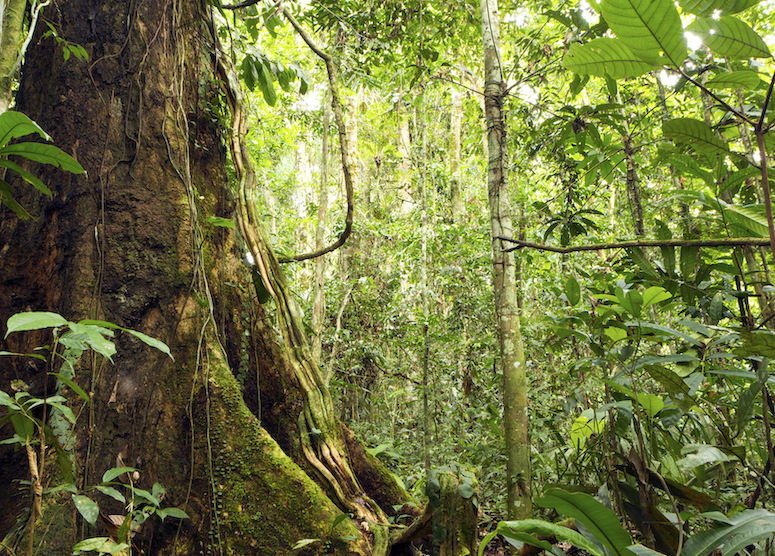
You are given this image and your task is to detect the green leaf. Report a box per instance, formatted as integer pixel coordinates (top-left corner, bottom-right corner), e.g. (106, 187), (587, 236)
(642, 286), (672, 308)
(131, 486), (160, 507)
(1, 142), (85, 174)
(77, 319), (173, 359)
(125, 330), (173, 359)
(157, 507), (190, 521)
(709, 292), (724, 324)
(601, 0), (687, 66)
(50, 372), (90, 403)
(605, 327), (629, 342)
(102, 466), (137, 483)
(0, 158), (52, 195)
(332, 512), (351, 529)
(737, 373), (763, 433)
(735, 329), (775, 358)
(0, 111), (50, 147)
(0, 179), (32, 219)
(617, 288), (643, 318)
(705, 70), (763, 91)
(258, 62), (277, 106)
(682, 511), (775, 556)
(538, 488), (633, 556)
(205, 216), (236, 228)
(687, 16), (771, 58)
(10, 412), (35, 440)
(637, 393), (664, 418)
(48, 402), (76, 425)
(95, 485), (126, 503)
(565, 276), (581, 306)
(633, 322), (704, 347)
(479, 519), (605, 556)
(663, 118), (732, 157)
(571, 415), (606, 449)
(679, 0), (761, 17)
(458, 483), (476, 499)
(721, 202), (768, 237)
(6, 312), (68, 337)
(563, 38), (656, 78)
(66, 324), (116, 360)
(292, 538), (321, 549)
(72, 537), (130, 555)
(677, 444), (737, 472)
(627, 247), (658, 279)
(72, 537), (111, 553)
(72, 494), (100, 525)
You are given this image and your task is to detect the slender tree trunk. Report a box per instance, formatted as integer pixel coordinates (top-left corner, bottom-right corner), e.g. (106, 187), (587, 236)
(450, 85), (464, 223)
(480, 0), (531, 519)
(0, 0), (27, 111)
(418, 86), (431, 476)
(397, 95), (414, 215)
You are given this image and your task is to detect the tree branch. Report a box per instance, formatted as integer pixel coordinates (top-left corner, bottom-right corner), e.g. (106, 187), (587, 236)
(278, 7), (354, 264)
(500, 237), (772, 254)
(220, 0), (262, 10)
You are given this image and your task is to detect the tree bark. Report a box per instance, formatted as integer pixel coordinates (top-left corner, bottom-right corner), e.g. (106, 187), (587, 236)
(0, 0), (407, 553)
(480, 0), (531, 519)
(0, 0), (28, 111)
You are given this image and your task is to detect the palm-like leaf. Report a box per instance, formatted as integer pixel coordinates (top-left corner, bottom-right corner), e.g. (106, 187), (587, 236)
(601, 0), (687, 66)
(537, 488), (634, 556)
(478, 519), (605, 556)
(563, 38), (656, 78)
(682, 510), (775, 556)
(687, 16), (771, 59)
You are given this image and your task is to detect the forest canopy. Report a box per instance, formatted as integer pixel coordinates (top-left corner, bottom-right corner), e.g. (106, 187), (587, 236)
(4, 0), (775, 555)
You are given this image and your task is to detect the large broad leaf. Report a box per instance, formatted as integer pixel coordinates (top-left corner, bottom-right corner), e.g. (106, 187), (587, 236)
(537, 489), (634, 556)
(705, 70), (763, 91)
(72, 494), (99, 525)
(563, 38), (656, 78)
(601, 0), (687, 66)
(687, 16), (771, 59)
(735, 329), (775, 358)
(696, 194), (769, 237)
(479, 519), (605, 556)
(5, 312), (68, 337)
(1, 142), (85, 174)
(663, 118), (732, 157)
(0, 111), (50, 147)
(679, 0), (761, 17)
(644, 365), (697, 411)
(682, 510), (775, 556)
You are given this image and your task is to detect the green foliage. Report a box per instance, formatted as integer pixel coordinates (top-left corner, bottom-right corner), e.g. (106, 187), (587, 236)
(0, 110), (84, 219)
(1, 312), (179, 552)
(483, 490), (775, 556)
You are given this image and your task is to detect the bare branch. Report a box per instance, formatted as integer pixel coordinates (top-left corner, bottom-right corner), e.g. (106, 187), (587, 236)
(220, 0), (262, 10)
(278, 7), (354, 263)
(500, 236), (771, 254)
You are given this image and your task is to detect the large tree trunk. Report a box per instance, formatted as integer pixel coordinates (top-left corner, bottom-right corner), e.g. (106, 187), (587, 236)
(0, 0), (407, 553)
